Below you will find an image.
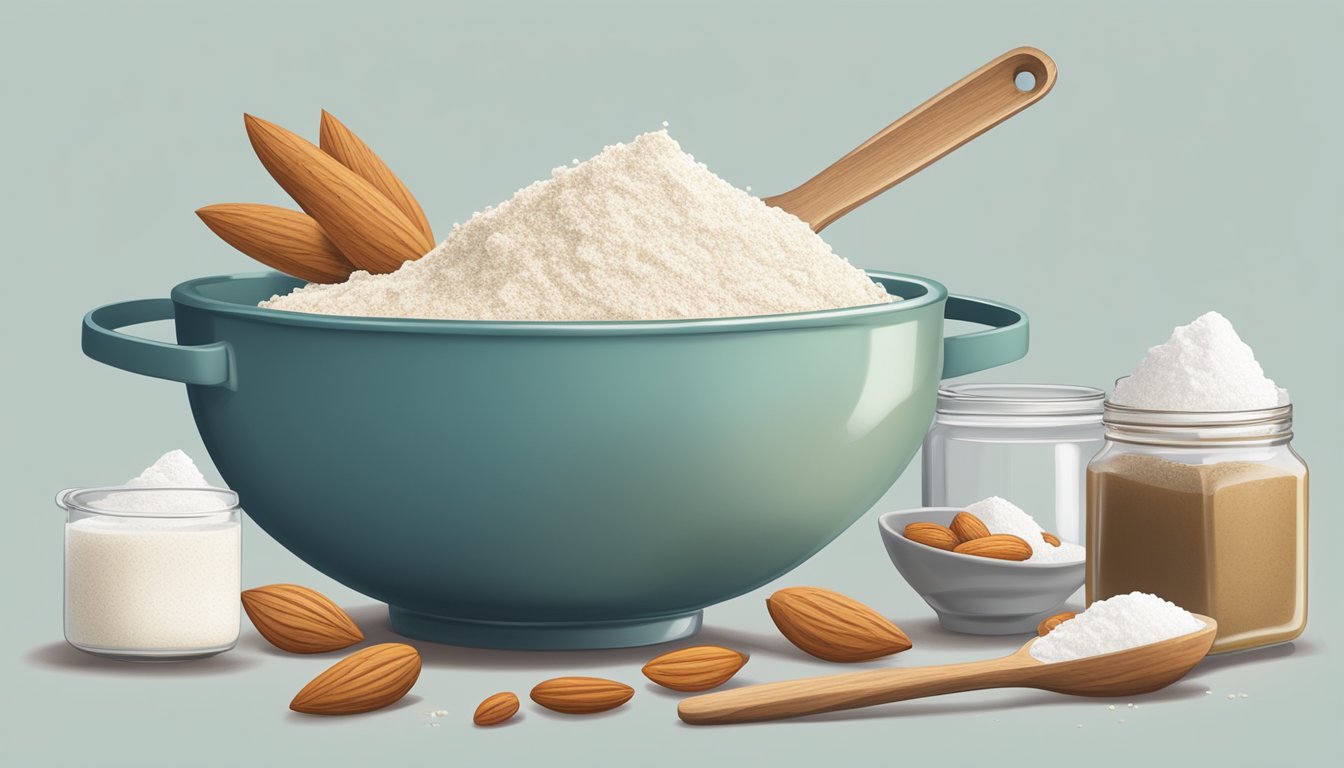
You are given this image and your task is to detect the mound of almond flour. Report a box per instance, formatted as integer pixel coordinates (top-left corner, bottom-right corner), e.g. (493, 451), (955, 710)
(261, 130), (894, 321)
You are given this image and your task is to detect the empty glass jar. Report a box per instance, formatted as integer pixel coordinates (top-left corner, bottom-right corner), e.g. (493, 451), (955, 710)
(922, 383), (1105, 543)
(57, 486), (241, 660)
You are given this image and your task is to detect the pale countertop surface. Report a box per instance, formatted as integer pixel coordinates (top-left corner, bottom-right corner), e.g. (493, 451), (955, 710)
(6, 470), (1331, 766)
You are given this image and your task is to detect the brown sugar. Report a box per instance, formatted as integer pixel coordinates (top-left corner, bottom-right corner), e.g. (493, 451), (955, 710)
(1086, 453), (1307, 653)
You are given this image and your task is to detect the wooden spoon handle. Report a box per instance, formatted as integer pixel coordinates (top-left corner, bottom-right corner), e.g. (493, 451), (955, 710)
(678, 655), (1032, 725)
(763, 47), (1056, 231)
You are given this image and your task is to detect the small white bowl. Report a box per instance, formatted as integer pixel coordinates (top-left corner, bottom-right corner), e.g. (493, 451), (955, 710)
(877, 506), (1085, 635)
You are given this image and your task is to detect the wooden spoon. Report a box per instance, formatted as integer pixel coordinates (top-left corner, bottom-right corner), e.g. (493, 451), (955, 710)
(678, 614), (1216, 725)
(764, 47), (1056, 231)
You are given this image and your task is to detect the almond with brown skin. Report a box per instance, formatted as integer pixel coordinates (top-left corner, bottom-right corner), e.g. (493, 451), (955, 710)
(642, 645), (749, 692)
(196, 204), (355, 284)
(244, 113), (428, 273)
(1037, 611), (1077, 636)
(290, 643), (421, 715)
(1041, 531), (1062, 547)
(953, 534), (1033, 561)
(319, 110), (435, 251)
(241, 583), (364, 653)
(903, 522), (960, 551)
(949, 511), (991, 542)
(766, 587), (912, 663)
(530, 677), (634, 714)
(473, 692), (520, 726)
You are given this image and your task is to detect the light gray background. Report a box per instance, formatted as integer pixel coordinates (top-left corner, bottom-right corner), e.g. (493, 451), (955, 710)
(2, 0), (1338, 765)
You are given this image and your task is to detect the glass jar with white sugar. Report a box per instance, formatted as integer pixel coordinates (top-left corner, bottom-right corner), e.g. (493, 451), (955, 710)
(922, 384), (1105, 544)
(57, 486), (241, 660)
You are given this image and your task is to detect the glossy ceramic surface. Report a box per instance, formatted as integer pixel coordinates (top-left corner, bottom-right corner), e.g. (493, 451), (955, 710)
(83, 272), (1027, 648)
(878, 506), (1084, 635)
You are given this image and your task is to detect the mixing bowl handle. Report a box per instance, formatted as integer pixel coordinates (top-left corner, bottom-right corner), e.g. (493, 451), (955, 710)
(942, 295), (1028, 378)
(82, 299), (232, 387)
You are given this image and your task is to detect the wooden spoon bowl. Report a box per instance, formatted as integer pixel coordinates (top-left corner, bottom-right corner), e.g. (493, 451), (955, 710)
(679, 614), (1216, 725)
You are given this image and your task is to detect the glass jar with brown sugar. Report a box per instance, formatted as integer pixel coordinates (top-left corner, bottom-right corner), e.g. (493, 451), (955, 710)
(1086, 401), (1308, 653)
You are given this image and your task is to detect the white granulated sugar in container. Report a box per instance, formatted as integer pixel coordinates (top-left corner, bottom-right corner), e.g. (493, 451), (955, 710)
(1111, 311), (1286, 411)
(963, 496), (1084, 563)
(262, 130), (895, 321)
(65, 450), (239, 652)
(1030, 592), (1205, 664)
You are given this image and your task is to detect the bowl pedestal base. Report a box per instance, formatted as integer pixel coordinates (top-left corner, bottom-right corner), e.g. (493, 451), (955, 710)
(934, 605), (1067, 635)
(388, 606), (703, 650)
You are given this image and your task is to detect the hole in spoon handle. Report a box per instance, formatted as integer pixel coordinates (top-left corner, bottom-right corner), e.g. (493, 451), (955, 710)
(766, 47), (1057, 232)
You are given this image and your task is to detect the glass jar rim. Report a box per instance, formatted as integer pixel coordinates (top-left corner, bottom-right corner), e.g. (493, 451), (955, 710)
(1102, 400), (1293, 428)
(56, 486), (240, 519)
(936, 383), (1105, 417)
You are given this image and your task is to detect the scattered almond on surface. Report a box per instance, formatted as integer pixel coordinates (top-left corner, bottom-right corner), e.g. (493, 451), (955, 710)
(530, 677), (634, 714)
(1041, 531), (1062, 547)
(766, 586), (912, 663)
(642, 645), (749, 692)
(949, 511), (991, 542)
(290, 643), (421, 715)
(241, 583), (364, 653)
(953, 534), (1033, 561)
(903, 521), (960, 551)
(473, 692), (520, 726)
(1037, 611), (1077, 636)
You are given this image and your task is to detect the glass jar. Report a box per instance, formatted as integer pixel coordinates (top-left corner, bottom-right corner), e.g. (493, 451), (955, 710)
(56, 486), (241, 660)
(922, 383), (1104, 544)
(1087, 402), (1308, 654)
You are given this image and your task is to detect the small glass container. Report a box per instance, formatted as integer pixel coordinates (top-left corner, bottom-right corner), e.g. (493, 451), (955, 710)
(56, 486), (241, 660)
(922, 383), (1105, 543)
(1087, 400), (1308, 654)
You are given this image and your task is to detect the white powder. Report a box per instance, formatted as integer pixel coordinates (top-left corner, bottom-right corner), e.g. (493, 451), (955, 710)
(1111, 311), (1285, 411)
(963, 496), (1085, 564)
(64, 451), (239, 654)
(1030, 591), (1205, 663)
(261, 130), (894, 321)
(93, 450), (211, 514)
(65, 518), (240, 651)
(126, 449), (207, 487)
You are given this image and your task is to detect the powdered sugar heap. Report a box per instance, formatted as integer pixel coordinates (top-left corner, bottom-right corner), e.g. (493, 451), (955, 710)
(964, 496), (1084, 564)
(125, 450), (208, 487)
(261, 130), (894, 321)
(92, 450), (214, 514)
(1111, 311), (1285, 411)
(1030, 592), (1205, 663)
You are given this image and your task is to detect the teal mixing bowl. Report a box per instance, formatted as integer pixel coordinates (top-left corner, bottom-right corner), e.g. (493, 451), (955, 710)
(81, 271), (1027, 649)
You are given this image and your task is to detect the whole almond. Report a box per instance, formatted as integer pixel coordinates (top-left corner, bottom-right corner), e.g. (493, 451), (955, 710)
(766, 587), (912, 663)
(244, 113), (428, 273)
(241, 583), (364, 653)
(950, 511), (991, 542)
(953, 534), (1033, 561)
(320, 110), (435, 252)
(903, 522), (960, 551)
(1037, 611), (1077, 636)
(473, 692), (520, 726)
(642, 645), (749, 692)
(197, 204), (354, 284)
(530, 677), (634, 714)
(290, 643), (421, 715)
(1041, 531), (1062, 547)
